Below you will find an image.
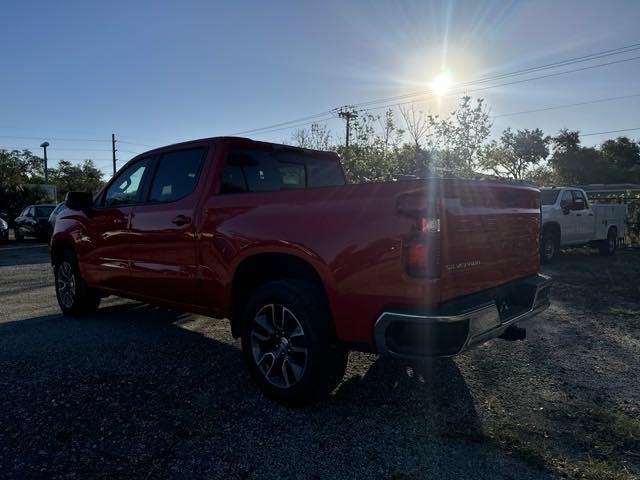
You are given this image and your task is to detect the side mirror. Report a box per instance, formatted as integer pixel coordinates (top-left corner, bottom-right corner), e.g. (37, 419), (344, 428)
(65, 191), (93, 212)
(562, 205), (570, 215)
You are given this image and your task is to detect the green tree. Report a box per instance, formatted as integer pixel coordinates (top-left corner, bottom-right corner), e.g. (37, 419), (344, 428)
(428, 96), (492, 175)
(480, 128), (550, 180)
(599, 136), (640, 182)
(0, 149), (51, 221)
(50, 159), (104, 198)
(549, 130), (609, 184)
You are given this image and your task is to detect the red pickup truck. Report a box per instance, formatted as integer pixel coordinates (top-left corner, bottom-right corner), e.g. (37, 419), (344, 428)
(51, 136), (551, 405)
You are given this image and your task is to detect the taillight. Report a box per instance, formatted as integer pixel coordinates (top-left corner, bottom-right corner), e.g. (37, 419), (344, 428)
(397, 192), (441, 278)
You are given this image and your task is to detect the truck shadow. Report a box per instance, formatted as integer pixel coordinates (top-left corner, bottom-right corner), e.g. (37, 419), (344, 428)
(0, 302), (550, 479)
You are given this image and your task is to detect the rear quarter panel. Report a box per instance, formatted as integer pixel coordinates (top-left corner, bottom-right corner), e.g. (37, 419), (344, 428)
(199, 180), (440, 345)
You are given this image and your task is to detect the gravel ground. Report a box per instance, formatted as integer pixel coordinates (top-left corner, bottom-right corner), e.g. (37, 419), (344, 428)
(0, 241), (638, 479)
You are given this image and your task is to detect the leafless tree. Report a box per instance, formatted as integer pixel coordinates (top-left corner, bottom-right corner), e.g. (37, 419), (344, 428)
(400, 105), (431, 166)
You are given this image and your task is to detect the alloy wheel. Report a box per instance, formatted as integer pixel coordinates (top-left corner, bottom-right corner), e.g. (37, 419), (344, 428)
(57, 261), (76, 309)
(250, 304), (308, 389)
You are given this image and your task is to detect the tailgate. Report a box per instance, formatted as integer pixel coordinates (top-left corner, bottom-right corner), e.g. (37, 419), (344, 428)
(439, 179), (541, 302)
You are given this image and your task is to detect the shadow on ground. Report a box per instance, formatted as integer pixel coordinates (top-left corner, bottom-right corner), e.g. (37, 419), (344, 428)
(0, 302), (552, 479)
(0, 241), (50, 267)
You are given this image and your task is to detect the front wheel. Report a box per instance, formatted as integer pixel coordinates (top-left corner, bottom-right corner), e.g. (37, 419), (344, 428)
(540, 231), (559, 264)
(240, 280), (348, 406)
(54, 249), (101, 316)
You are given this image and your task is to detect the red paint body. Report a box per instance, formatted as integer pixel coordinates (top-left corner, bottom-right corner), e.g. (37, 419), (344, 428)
(52, 137), (541, 350)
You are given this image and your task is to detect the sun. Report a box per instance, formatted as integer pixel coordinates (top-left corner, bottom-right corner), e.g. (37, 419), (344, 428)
(430, 70), (453, 96)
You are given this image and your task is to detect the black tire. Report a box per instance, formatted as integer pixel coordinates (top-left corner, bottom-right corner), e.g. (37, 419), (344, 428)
(540, 230), (559, 264)
(599, 228), (617, 256)
(240, 279), (348, 407)
(54, 248), (101, 316)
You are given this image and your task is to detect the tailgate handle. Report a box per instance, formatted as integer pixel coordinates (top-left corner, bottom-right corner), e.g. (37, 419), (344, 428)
(576, 213), (582, 216)
(172, 215), (191, 226)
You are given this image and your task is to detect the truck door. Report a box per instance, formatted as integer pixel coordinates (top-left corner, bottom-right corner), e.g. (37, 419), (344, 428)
(571, 190), (595, 243)
(559, 190), (578, 244)
(128, 146), (208, 307)
(82, 157), (152, 290)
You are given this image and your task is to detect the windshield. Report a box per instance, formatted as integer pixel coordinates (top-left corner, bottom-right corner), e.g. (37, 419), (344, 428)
(540, 190), (559, 205)
(35, 206), (55, 217)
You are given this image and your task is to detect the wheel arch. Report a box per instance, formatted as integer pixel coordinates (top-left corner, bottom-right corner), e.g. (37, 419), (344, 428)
(229, 252), (334, 339)
(542, 221), (561, 242)
(50, 235), (74, 266)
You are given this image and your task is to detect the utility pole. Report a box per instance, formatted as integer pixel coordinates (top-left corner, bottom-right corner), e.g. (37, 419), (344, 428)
(39, 141), (50, 184)
(111, 133), (117, 176)
(337, 107), (357, 163)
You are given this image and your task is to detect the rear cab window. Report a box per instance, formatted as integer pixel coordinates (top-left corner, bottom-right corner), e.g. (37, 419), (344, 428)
(220, 146), (345, 194)
(540, 190), (559, 205)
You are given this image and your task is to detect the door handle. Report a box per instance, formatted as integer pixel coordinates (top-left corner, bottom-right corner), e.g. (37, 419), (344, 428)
(171, 215), (191, 226)
(113, 218), (127, 225)
(588, 213), (593, 217)
(576, 213), (582, 216)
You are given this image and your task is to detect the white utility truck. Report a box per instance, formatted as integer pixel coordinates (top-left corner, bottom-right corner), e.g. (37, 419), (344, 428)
(540, 187), (627, 263)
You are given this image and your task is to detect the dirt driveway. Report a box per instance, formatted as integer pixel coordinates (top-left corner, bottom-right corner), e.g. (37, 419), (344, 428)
(0, 243), (638, 479)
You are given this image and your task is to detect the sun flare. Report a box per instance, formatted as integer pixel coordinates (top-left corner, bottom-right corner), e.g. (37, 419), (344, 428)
(430, 70), (452, 96)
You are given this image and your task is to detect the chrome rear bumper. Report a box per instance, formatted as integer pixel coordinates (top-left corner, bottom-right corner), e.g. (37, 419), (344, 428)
(374, 274), (552, 359)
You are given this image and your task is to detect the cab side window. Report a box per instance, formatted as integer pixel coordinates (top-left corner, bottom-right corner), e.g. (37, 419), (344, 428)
(148, 148), (206, 203)
(560, 191), (573, 210)
(571, 190), (587, 210)
(103, 158), (150, 207)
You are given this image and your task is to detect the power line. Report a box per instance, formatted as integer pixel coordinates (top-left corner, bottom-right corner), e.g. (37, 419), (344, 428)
(230, 110), (337, 136)
(118, 140), (155, 148)
(227, 41), (640, 137)
(247, 114), (338, 138)
(359, 54), (640, 114)
(0, 135), (155, 149)
(0, 134), (110, 143)
(351, 42), (640, 109)
(493, 93), (640, 119)
(581, 127), (640, 137)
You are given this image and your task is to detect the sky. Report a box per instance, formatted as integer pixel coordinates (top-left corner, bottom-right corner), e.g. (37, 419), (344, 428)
(2, 0), (640, 176)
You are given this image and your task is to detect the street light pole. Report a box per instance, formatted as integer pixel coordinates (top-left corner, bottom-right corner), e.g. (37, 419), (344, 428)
(40, 141), (50, 184)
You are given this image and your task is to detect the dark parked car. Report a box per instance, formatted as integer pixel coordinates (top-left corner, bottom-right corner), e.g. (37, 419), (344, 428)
(0, 211), (9, 242)
(47, 202), (67, 237)
(14, 204), (56, 241)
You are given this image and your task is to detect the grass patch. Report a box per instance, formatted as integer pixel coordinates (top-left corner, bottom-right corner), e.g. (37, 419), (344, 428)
(551, 458), (635, 480)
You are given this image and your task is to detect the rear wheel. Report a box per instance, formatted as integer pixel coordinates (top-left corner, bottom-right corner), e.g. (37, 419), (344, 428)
(540, 230), (559, 264)
(54, 249), (101, 316)
(599, 228), (617, 256)
(240, 280), (348, 406)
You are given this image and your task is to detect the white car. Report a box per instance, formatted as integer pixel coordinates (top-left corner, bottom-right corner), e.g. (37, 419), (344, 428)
(540, 187), (627, 263)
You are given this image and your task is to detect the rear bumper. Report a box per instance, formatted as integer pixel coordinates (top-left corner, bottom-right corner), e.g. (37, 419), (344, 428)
(374, 274), (551, 359)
